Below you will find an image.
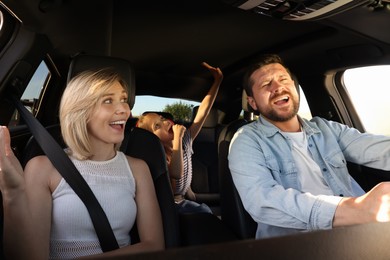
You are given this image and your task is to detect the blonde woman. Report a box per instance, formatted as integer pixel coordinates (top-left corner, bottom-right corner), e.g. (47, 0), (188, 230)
(0, 70), (164, 259)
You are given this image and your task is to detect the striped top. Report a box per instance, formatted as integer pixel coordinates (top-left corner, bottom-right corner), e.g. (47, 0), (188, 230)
(174, 130), (194, 195)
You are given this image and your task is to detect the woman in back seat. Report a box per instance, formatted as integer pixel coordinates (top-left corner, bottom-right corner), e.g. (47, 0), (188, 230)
(137, 62), (223, 214)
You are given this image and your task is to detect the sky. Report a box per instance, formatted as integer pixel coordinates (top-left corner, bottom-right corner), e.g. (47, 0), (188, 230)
(131, 96), (200, 117)
(343, 65), (390, 135)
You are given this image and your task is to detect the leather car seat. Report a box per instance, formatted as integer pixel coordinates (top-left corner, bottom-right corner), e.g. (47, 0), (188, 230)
(121, 125), (181, 248)
(191, 106), (223, 214)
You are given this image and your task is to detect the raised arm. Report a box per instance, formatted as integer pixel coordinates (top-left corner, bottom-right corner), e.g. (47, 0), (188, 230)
(0, 126), (53, 259)
(189, 62), (223, 140)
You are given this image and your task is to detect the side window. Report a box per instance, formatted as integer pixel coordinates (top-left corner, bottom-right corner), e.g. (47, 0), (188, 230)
(343, 65), (390, 135)
(9, 61), (51, 127)
(298, 86), (312, 120)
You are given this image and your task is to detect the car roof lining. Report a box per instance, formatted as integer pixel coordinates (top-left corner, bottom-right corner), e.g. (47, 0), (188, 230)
(1, 0), (389, 111)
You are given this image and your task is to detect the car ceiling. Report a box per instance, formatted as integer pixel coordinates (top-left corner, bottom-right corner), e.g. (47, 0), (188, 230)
(1, 0), (390, 112)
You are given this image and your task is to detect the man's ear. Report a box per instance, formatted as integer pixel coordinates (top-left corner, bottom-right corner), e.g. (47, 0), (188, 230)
(247, 96), (258, 112)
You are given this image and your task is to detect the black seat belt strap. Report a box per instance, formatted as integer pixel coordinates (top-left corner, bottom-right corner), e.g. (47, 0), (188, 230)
(11, 96), (119, 252)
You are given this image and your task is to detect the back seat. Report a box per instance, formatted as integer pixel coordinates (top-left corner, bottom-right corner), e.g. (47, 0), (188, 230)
(191, 106), (225, 215)
(127, 114), (238, 247)
(122, 124), (181, 248)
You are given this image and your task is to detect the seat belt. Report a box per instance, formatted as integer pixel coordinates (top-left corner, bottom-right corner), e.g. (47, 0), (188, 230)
(11, 96), (119, 252)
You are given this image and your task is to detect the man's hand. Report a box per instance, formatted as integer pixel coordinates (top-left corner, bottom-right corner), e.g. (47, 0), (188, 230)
(334, 182), (390, 227)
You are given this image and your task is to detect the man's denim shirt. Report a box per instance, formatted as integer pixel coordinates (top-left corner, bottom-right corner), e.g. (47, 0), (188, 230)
(228, 115), (390, 239)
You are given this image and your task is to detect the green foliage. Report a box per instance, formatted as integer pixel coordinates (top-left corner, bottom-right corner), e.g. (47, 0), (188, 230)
(163, 101), (194, 122)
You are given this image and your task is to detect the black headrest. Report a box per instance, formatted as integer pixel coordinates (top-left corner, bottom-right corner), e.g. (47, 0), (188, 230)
(67, 54), (136, 109)
(242, 89), (258, 115)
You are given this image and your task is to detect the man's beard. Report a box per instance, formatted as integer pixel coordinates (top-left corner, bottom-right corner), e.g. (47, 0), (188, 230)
(260, 95), (300, 122)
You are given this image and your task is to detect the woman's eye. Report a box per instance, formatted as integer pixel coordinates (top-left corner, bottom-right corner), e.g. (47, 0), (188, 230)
(103, 98), (112, 104)
(121, 98), (128, 103)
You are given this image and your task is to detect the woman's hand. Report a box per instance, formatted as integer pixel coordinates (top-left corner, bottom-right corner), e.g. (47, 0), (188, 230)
(0, 126), (25, 194)
(202, 62), (223, 84)
(172, 124), (186, 140)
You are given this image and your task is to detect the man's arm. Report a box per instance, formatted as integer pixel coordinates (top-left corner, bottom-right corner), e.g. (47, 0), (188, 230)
(228, 128), (340, 231)
(333, 182), (390, 227)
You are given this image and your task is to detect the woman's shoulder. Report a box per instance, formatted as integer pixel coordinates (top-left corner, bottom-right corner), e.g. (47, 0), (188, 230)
(26, 155), (55, 171)
(24, 155), (61, 188)
(125, 155), (149, 173)
(125, 155), (153, 187)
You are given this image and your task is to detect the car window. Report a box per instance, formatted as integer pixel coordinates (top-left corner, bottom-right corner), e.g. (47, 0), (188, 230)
(343, 65), (390, 135)
(8, 61), (51, 127)
(132, 95), (200, 123)
(298, 86), (312, 120)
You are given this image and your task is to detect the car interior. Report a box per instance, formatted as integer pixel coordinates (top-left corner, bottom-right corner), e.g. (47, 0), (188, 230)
(1, 0), (390, 258)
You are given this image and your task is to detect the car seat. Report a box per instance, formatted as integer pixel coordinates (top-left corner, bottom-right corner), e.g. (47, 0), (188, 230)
(191, 106), (224, 214)
(218, 90), (257, 239)
(121, 125), (181, 248)
(128, 115), (237, 247)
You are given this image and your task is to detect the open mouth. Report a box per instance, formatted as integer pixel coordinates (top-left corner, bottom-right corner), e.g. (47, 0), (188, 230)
(273, 95), (289, 106)
(109, 120), (126, 130)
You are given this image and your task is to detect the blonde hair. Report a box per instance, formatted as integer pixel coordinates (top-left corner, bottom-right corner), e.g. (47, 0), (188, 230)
(136, 114), (155, 133)
(59, 69), (128, 160)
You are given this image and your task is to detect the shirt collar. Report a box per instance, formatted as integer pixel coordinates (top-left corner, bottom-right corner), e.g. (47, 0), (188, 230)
(256, 115), (321, 137)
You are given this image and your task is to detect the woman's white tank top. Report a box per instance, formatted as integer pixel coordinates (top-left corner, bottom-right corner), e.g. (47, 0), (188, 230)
(49, 151), (136, 259)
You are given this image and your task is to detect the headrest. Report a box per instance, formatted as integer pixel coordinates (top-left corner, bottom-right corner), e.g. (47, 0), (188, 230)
(67, 54), (136, 109)
(242, 89), (254, 113)
(242, 89), (259, 121)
